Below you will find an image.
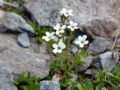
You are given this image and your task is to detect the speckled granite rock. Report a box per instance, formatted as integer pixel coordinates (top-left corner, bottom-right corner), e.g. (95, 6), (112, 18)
(17, 33), (30, 48)
(93, 51), (119, 72)
(0, 65), (18, 90)
(0, 10), (35, 35)
(88, 37), (112, 54)
(40, 81), (60, 90)
(0, 33), (50, 79)
(24, 0), (120, 39)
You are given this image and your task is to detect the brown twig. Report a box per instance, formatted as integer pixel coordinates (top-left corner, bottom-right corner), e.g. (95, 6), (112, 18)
(111, 29), (120, 50)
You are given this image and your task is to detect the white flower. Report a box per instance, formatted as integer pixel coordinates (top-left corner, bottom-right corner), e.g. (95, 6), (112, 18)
(60, 8), (73, 17)
(74, 35), (89, 48)
(67, 21), (78, 31)
(42, 32), (56, 42)
(52, 41), (66, 54)
(53, 23), (66, 36)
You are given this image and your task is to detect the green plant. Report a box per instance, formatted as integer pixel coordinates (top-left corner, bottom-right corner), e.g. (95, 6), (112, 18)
(93, 64), (120, 90)
(8, 7), (24, 15)
(14, 72), (40, 90)
(5, 0), (25, 15)
(41, 8), (90, 89)
(26, 8), (120, 90)
(70, 64), (120, 90)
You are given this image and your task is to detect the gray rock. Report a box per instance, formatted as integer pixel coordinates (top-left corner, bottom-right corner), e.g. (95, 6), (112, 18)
(0, 10), (35, 35)
(88, 37), (111, 55)
(17, 33), (30, 48)
(40, 81), (60, 90)
(93, 51), (119, 72)
(0, 65), (18, 90)
(83, 18), (119, 39)
(24, 0), (120, 36)
(84, 69), (94, 75)
(0, 24), (7, 33)
(77, 56), (93, 72)
(71, 45), (78, 54)
(0, 33), (50, 78)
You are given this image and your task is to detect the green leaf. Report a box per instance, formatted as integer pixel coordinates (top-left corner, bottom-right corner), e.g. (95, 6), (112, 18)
(112, 87), (120, 90)
(77, 79), (94, 90)
(113, 64), (120, 77)
(95, 83), (104, 90)
(14, 72), (40, 90)
(95, 70), (107, 84)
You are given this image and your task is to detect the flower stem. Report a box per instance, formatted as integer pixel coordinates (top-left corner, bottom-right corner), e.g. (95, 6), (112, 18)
(47, 42), (52, 58)
(111, 29), (120, 50)
(66, 31), (73, 52)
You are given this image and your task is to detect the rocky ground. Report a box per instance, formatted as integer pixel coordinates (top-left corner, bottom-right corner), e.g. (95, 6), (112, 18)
(0, 0), (120, 90)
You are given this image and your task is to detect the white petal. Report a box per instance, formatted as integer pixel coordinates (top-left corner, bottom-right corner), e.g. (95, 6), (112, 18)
(60, 29), (64, 33)
(42, 36), (46, 40)
(74, 40), (79, 45)
(83, 35), (87, 40)
(53, 49), (58, 54)
(79, 43), (84, 48)
(70, 21), (74, 25)
(71, 28), (75, 31)
(74, 23), (77, 26)
(51, 32), (55, 36)
(56, 31), (60, 35)
(42, 36), (50, 41)
(84, 40), (89, 44)
(54, 24), (60, 30)
(78, 36), (82, 41)
(58, 41), (66, 49)
(46, 32), (50, 36)
(64, 13), (69, 17)
(67, 26), (71, 29)
(60, 8), (67, 15)
(57, 49), (62, 53)
(52, 44), (58, 48)
(61, 25), (66, 29)
(45, 37), (50, 41)
(75, 26), (78, 29)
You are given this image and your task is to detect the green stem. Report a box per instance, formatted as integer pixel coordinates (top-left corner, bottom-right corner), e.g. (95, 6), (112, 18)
(47, 42), (52, 58)
(66, 31), (73, 52)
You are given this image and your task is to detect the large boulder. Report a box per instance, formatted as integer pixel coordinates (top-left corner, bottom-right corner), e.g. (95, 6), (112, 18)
(0, 66), (18, 90)
(0, 33), (50, 79)
(24, 0), (120, 38)
(88, 37), (112, 55)
(93, 51), (119, 72)
(0, 10), (35, 35)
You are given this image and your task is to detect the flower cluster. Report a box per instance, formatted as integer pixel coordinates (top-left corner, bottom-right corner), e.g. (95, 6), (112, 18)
(42, 8), (89, 54)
